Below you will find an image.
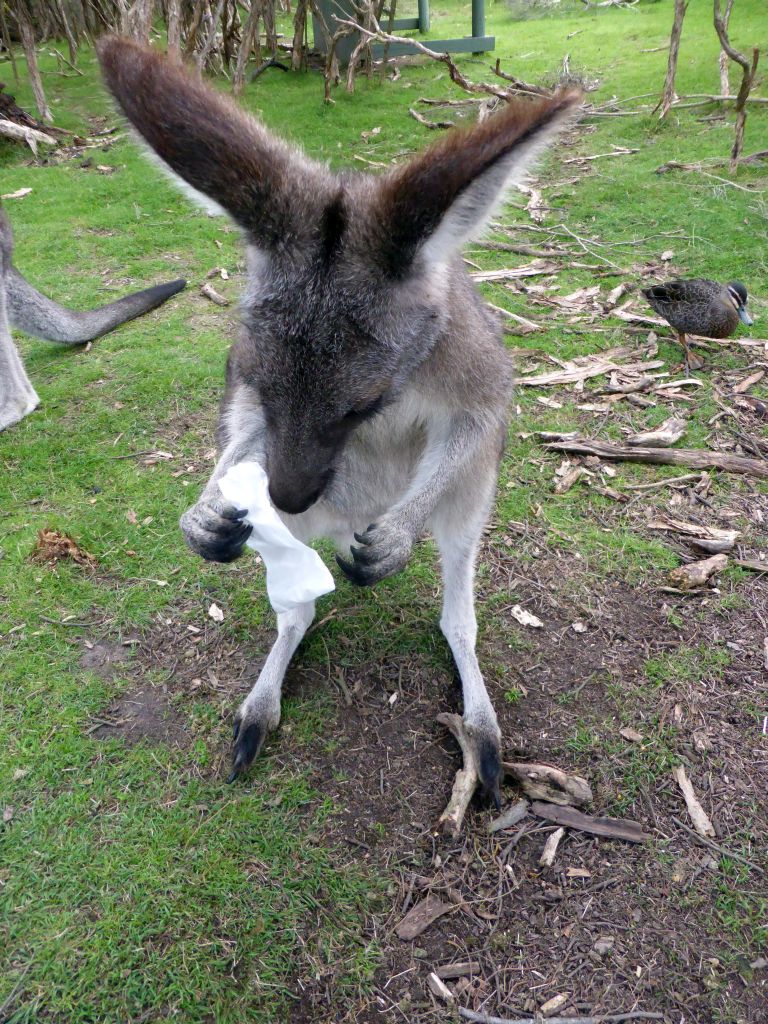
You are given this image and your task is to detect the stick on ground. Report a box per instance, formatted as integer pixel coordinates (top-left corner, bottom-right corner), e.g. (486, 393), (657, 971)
(544, 439), (768, 480)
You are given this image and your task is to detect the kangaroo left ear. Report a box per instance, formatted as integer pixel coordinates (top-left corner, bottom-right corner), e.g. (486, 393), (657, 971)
(97, 36), (333, 250)
(371, 89), (582, 275)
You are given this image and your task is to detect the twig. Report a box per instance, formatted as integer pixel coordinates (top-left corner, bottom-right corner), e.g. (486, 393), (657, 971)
(670, 816), (765, 874)
(408, 107), (454, 130)
(624, 473), (702, 491)
(458, 1009), (664, 1024)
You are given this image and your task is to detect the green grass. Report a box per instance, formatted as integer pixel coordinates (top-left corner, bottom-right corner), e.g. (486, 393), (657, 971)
(1, 1), (767, 1019)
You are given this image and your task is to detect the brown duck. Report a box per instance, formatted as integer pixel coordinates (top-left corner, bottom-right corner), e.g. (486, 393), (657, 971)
(642, 279), (753, 373)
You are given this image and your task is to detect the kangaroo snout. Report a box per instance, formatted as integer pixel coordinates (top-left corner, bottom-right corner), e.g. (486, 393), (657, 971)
(267, 467), (334, 515)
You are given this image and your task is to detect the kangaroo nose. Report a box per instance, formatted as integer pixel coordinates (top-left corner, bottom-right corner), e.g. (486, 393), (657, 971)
(267, 463), (334, 515)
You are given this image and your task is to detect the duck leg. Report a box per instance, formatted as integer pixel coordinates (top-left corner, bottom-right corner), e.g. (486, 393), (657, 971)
(678, 332), (705, 375)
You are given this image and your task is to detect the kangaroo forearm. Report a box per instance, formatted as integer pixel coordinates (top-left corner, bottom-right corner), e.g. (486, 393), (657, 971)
(394, 415), (499, 533)
(200, 406), (266, 503)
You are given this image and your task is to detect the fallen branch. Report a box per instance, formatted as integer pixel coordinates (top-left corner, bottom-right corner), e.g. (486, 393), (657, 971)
(436, 712), (481, 837)
(487, 303), (541, 334)
(409, 107), (453, 130)
(200, 282), (230, 306)
(531, 802), (651, 843)
(0, 119), (57, 151)
(646, 516), (739, 550)
(544, 439), (768, 480)
(459, 1008), (664, 1024)
(504, 763), (592, 806)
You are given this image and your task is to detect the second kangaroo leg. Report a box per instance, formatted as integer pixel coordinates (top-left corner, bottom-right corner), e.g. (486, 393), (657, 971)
(431, 464), (502, 807)
(229, 599), (316, 781)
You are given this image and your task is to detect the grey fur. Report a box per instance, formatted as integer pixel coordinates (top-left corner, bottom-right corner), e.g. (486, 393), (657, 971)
(99, 39), (581, 798)
(0, 207), (186, 431)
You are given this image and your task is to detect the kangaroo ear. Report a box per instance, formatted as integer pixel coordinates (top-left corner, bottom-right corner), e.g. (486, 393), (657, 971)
(372, 90), (582, 274)
(97, 37), (331, 248)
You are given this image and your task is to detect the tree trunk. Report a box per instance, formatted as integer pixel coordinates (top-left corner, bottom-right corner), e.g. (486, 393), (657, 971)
(718, 0), (734, 94)
(15, 4), (53, 123)
(656, 0), (688, 119)
(714, 0), (760, 172)
(166, 0), (182, 61)
(123, 0), (155, 43)
(233, 0), (262, 94)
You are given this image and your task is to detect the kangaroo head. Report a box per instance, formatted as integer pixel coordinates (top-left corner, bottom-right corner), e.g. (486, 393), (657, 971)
(99, 38), (580, 514)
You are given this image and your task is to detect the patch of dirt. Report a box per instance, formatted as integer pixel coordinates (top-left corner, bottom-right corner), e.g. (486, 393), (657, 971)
(80, 641), (132, 676)
(122, 543), (767, 1024)
(91, 684), (187, 747)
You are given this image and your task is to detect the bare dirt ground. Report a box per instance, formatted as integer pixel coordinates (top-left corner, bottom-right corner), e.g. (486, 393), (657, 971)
(87, 528), (767, 1024)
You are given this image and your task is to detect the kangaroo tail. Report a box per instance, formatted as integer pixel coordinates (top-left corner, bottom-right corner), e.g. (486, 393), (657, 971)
(7, 267), (186, 344)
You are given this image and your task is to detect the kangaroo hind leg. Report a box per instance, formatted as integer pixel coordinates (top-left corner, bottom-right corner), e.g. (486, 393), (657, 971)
(430, 462), (503, 808)
(229, 600), (316, 781)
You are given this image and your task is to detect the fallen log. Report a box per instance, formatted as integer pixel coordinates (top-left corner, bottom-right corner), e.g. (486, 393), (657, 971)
(544, 439), (768, 480)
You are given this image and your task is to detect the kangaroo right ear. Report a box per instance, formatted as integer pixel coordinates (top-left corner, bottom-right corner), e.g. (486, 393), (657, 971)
(371, 89), (582, 275)
(97, 37), (330, 248)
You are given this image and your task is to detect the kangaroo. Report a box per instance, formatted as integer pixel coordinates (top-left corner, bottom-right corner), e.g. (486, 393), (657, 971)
(0, 206), (186, 431)
(99, 37), (580, 805)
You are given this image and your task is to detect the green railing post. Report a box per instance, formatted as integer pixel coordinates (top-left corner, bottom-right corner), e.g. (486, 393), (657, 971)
(417, 0), (430, 33)
(471, 0), (486, 52)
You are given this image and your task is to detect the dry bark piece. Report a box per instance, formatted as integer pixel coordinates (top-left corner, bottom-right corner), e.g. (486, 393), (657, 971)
(510, 605), (544, 628)
(626, 416), (687, 448)
(647, 516), (739, 549)
(544, 439), (768, 480)
(435, 961), (481, 980)
(734, 557), (768, 573)
(504, 763), (592, 807)
(489, 798), (529, 833)
(554, 462), (586, 494)
(672, 766), (715, 837)
(668, 554), (728, 590)
(620, 727), (644, 743)
(395, 894), (453, 940)
(539, 826), (566, 867)
(519, 356), (664, 389)
(31, 529), (97, 568)
(426, 972), (454, 1002)
(540, 993), (570, 1017)
(531, 802), (650, 843)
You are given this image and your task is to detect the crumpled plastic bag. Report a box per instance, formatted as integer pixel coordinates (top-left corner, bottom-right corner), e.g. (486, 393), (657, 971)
(218, 461), (335, 614)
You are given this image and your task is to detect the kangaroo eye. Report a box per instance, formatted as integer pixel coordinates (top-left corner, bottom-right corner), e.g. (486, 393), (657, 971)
(343, 396), (384, 421)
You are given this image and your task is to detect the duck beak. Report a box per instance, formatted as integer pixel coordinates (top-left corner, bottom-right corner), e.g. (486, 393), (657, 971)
(738, 306), (754, 327)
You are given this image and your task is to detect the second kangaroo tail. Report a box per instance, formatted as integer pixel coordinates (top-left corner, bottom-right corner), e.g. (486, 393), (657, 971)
(7, 267), (186, 344)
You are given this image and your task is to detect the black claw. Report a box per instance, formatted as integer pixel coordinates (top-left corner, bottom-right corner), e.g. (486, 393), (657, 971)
(227, 721), (265, 782)
(353, 531), (372, 546)
(221, 506), (250, 522)
(350, 544), (377, 566)
(232, 718), (241, 741)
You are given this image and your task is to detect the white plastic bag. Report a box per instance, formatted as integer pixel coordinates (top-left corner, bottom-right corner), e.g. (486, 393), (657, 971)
(218, 461), (335, 614)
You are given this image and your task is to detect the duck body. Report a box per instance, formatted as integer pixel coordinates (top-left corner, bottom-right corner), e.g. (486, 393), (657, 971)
(642, 279), (753, 372)
(642, 279), (752, 339)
